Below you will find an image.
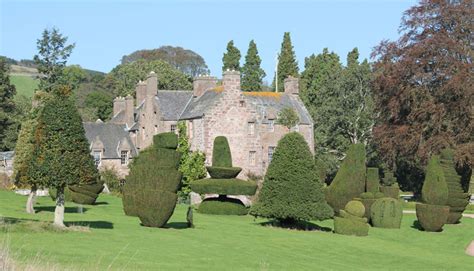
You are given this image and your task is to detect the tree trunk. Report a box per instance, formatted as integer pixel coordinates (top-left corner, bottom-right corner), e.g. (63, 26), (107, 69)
(26, 185), (37, 214)
(54, 186), (66, 228)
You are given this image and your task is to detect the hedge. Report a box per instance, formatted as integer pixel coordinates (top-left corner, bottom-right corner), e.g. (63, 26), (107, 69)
(355, 198), (376, 219)
(212, 136), (233, 167)
(153, 132), (178, 149)
(198, 197), (248, 215)
(370, 198), (402, 229)
(380, 185), (399, 199)
(416, 203), (449, 232)
(206, 166), (242, 179)
(366, 167), (380, 194)
(190, 179), (257, 196)
(334, 217), (369, 237)
(136, 190), (178, 227)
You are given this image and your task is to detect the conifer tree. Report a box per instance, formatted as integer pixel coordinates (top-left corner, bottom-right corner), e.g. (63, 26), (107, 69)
(0, 58), (17, 150)
(222, 40), (241, 72)
(274, 32), (299, 91)
(241, 40), (266, 91)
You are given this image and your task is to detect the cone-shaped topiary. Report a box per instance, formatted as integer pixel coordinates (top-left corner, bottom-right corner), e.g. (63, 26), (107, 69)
(122, 133), (182, 227)
(250, 132), (333, 223)
(334, 200), (369, 236)
(325, 144), (366, 213)
(416, 154), (450, 232)
(439, 148), (470, 224)
(370, 198), (403, 228)
(190, 136), (257, 215)
(366, 168), (380, 194)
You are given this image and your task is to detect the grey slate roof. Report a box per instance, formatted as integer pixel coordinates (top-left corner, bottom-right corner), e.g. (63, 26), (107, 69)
(179, 90), (221, 120)
(0, 151), (14, 160)
(155, 91), (193, 121)
(83, 122), (138, 159)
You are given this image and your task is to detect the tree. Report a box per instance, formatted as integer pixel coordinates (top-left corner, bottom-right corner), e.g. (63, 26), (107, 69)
(371, 0), (473, 194)
(276, 107), (299, 129)
(250, 132), (333, 224)
(0, 58), (17, 150)
(121, 46), (209, 77)
(222, 40), (241, 72)
(241, 40), (266, 91)
(274, 32), (299, 92)
(27, 90), (99, 227)
(84, 91), (113, 121)
(104, 59), (192, 97)
(33, 28), (75, 93)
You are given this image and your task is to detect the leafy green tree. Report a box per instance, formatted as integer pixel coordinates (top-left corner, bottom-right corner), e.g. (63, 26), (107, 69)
(274, 32), (299, 92)
(104, 59), (192, 97)
(276, 107), (299, 129)
(251, 132), (333, 224)
(241, 40), (266, 91)
(27, 90), (99, 227)
(0, 58), (17, 150)
(177, 121), (206, 201)
(62, 65), (87, 90)
(84, 91), (113, 121)
(33, 28), (75, 93)
(222, 40), (241, 72)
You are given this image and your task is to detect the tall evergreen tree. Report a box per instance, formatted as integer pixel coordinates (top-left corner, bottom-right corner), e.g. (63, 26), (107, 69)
(33, 28), (75, 93)
(274, 32), (299, 92)
(0, 58), (16, 150)
(241, 40), (266, 91)
(222, 40), (241, 72)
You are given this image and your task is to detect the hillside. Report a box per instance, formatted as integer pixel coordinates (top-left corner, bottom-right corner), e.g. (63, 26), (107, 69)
(10, 75), (38, 99)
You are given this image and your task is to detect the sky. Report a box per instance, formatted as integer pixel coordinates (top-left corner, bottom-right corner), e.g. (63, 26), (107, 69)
(0, 0), (416, 82)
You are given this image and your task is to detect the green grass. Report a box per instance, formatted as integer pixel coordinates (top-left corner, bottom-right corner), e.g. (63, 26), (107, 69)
(10, 75), (38, 98)
(0, 190), (473, 270)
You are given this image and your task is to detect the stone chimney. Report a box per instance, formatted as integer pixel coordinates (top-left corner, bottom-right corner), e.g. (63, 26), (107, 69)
(113, 97), (126, 117)
(193, 75), (218, 97)
(222, 70), (241, 94)
(124, 95), (134, 127)
(284, 76), (299, 95)
(136, 80), (147, 105)
(146, 71), (158, 97)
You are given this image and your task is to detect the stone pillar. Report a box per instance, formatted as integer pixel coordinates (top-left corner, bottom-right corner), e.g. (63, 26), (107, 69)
(136, 81), (147, 105)
(113, 97), (125, 117)
(146, 71), (158, 97)
(124, 95), (134, 128)
(222, 70), (241, 94)
(193, 75), (217, 97)
(284, 76), (299, 95)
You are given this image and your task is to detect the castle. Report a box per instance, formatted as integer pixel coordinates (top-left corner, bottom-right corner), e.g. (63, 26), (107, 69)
(84, 70), (314, 178)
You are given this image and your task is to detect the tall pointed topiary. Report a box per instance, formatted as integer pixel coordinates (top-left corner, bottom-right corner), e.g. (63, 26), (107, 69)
(250, 132), (333, 223)
(325, 144), (366, 213)
(439, 149), (470, 224)
(190, 136), (257, 215)
(366, 167), (380, 194)
(416, 155), (450, 232)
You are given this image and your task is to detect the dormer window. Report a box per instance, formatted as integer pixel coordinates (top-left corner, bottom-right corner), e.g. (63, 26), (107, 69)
(93, 151), (101, 166)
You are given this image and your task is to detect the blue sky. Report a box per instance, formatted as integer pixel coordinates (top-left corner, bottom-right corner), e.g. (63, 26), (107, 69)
(1, 0), (416, 82)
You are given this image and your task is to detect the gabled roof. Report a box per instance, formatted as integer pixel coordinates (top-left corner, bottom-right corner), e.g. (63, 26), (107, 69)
(180, 90), (221, 120)
(83, 122), (138, 159)
(155, 91), (193, 121)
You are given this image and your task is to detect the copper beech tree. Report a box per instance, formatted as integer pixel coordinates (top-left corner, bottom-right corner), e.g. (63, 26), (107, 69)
(371, 0), (473, 192)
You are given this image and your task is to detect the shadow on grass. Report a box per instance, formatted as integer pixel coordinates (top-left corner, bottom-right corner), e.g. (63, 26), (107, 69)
(94, 201), (109, 206)
(257, 220), (332, 232)
(65, 221), (114, 229)
(35, 206), (88, 214)
(138, 222), (191, 230)
(411, 220), (423, 230)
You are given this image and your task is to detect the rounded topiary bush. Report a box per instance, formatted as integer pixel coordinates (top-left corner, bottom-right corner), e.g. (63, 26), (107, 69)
(198, 197), (248, 215)
(416, 203), (449, 232)
(370, 198), (402, 229)
(334, 217), (369, 237)
(345, 200), (365, 217)
(374, 192), (385, 199)
(360, 192), (374, 199)
(251, 132), (333, 223)
(325, 144), (366, 213)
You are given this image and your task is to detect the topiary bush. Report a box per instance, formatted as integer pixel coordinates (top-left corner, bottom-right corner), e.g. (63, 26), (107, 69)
(123, 133), (182, 227)
(250, 132), (333, 223)
(439, 148), (470, 224)
(366, 168), (380, 194)
(370, 198), (403, 229)
(416, 154), (450, 232)
(190, 136), (256, 215)
(325, 144), (367, 213)
(380, 170), (399, 199)
(334, 200), (369, 236)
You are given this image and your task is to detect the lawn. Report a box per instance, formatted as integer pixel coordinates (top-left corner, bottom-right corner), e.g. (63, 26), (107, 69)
(1, 190), (473, 270)
(9, 75), (38, 99)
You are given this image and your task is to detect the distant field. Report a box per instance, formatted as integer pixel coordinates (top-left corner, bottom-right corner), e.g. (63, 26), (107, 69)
(10, 75), (38, 98)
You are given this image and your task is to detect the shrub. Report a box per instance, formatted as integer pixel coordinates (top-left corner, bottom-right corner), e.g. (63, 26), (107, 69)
(212, 136), (232, 167)
(136, 190), (178, 227)
(206, 166), (242, 179)
(345, 200), (365, 217)
(415, 203), (449, 232)
(370, 198), (403, 229)
(101, 168), (122, 193)
(360, 192), (374, 199)
(333, 217), (369, 237)
(190, 179), (257, 195)
(382, 171), (396, 186)
(153, 132), (178, 149)
(421, 155), (448, 205)
(355, 198), (376, 219)
(380, 185), (399, 199)
(339, 210), (367, 223)
(325, 144), (366, 213)
(251, 132), (333, 222)
(374, 192), (385, 199)
(366, 168), (380, 194)
(198, 197), (248, 215)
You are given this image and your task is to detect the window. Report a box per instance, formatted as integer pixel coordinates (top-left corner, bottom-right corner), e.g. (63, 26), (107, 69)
(249, 151), (256, 166)
(170, 124), (177, 134)
(93, 151), (101, 166)
(268, 146), (276, 163)
(248, 122), (255, 135)
(239, 100), (245, 107)
(120, 151), (129, 165)
(268, 120), (274, 132)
